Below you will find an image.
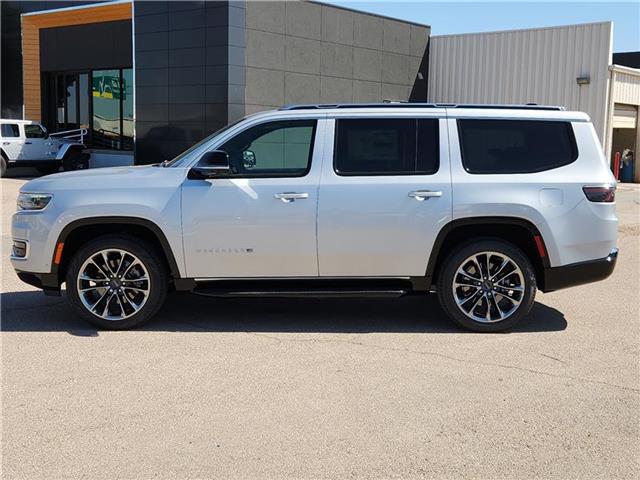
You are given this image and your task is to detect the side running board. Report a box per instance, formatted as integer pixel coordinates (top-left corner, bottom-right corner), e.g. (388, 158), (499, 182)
(192, 288), (408, 299)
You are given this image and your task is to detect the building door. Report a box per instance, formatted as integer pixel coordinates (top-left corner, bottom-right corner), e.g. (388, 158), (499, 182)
(611, 104), (638, 183)
(43, 72), (90, 134)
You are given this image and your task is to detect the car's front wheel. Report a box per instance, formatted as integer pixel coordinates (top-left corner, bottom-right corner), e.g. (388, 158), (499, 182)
(65, 235), (168, 329)
(437, 240), (536, 332)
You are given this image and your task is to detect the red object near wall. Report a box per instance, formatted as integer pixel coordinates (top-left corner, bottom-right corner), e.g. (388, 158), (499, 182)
(613, 151), (621, 180)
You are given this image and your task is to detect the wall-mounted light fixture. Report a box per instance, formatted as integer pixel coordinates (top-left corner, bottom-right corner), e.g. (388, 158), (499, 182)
(576, 75), (591, 85)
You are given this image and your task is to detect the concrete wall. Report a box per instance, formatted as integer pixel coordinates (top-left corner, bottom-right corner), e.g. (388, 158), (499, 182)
(243, 0), (430, 115)
(428, 22), (613, 143)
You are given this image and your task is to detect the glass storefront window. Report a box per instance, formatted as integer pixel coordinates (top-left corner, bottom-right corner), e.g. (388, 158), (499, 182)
(66, 76), (77, 125)
(45, 68), (132, 151)
(92, 69), (122, 149)
(56, 75), (65, 125)
(122, 68), (134, 150)
(79, 73), (89, 129)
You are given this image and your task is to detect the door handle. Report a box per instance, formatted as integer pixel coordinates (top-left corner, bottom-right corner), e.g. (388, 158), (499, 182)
(274, 192), (309, 203)
(2, 142), (9, 146)
(408, 190), (442, 201)
(24, 141), (32, 145)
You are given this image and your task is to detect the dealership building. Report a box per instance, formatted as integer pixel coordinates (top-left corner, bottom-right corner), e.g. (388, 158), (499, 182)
(1, 0), (639, 181)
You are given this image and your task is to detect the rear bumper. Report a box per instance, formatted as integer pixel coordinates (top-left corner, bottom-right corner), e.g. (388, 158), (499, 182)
(542, 248), (618, 292)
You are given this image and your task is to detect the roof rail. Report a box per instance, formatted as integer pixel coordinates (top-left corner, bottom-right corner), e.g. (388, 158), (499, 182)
(448, 103), (565, 111)
(279, 103), (565, 111)
(279, 103), (439, 110)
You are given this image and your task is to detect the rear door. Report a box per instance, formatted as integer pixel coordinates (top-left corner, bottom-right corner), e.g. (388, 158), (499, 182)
(317, 113), (452, 277)
(1, 123), (23, 160)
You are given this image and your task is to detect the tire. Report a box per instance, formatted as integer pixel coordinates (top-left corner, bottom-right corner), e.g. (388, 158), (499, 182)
(437, 239), (537, 332)
(37, 165), (60, 176)
(65, 235), (168, 330)
(0, 155), (6, 177)
(63, 149), (88, 171)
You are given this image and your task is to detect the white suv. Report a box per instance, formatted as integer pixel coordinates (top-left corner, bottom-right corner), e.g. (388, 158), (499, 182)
(10, 104), (618, 332)
(1, 119), (88, 177)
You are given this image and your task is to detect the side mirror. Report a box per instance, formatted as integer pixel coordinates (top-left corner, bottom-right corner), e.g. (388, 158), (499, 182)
(188, 150), (230, 179)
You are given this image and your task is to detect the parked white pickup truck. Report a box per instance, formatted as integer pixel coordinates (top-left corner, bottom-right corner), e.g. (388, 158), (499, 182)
(0, 119), (89, 177)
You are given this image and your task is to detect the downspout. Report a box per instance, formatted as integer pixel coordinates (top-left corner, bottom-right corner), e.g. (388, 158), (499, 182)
(604, 65), (616, 164)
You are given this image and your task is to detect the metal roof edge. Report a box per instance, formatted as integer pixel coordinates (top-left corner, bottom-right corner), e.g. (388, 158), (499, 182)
(609, 64), (640, 76)
(431, 20), (612, 40)
(21, 0), (131, 18)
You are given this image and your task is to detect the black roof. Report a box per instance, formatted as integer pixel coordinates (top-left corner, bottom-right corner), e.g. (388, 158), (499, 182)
(613, 52), (640, 69)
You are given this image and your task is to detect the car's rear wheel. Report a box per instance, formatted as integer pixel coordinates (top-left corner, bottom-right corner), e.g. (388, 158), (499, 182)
(1, 154), (7, 177)
(437, 240), (536, 332)
(37, 165), (60, 176)
(65, 235), (168, 329)
(63, 149), (88, 171)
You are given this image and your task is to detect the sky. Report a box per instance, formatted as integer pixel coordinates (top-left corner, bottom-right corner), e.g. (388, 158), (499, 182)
(324, 1), (640, 53)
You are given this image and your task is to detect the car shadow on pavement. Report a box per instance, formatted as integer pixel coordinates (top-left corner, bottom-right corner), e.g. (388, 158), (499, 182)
(1, 290), (567, 336)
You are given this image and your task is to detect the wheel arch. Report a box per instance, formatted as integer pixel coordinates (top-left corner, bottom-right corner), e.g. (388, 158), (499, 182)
(426, 217), (551, 290)
(53, 217), (183, 287)
(56, 143), (84, 160)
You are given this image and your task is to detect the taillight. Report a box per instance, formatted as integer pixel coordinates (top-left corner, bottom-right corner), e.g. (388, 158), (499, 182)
(583, 185), (615, 203)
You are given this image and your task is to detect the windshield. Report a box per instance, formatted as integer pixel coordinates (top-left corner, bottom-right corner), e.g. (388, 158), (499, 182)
(164, 117), (246, 167)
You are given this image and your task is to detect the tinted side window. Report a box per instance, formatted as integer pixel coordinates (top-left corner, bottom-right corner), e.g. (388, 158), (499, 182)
(458, 119), (578, 174)
(1, 124), (20, 138)
(24, 124), (46, 139)
(219, 120), (316, 177)
(334, 118), (439, 176)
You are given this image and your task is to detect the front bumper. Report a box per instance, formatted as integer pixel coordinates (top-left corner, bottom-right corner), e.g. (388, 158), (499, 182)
(542, 248), (618, 292)
(15, 271), (61, 296)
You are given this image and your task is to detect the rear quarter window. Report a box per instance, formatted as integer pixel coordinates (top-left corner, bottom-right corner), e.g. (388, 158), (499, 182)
(1, 124), (20, 138)
(457, 119), (578, 174)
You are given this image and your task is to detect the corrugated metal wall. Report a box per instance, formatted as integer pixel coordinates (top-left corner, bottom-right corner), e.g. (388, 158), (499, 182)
(612, 67), (640, 104)
(428, 22), (613, 141)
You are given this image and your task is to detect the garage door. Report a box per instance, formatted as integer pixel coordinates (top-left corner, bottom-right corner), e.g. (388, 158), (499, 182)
(613, 104), (638, 129)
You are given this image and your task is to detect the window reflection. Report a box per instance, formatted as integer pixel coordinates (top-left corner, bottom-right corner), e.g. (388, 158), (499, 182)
(122, 69), (133, 150)
(92, 69), (122, 149)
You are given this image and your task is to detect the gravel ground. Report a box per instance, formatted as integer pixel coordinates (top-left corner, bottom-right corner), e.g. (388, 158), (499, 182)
(1, 173), (639, 479)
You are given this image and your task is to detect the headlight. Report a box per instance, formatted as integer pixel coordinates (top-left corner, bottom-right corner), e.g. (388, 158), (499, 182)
(17, 193), (53, 211)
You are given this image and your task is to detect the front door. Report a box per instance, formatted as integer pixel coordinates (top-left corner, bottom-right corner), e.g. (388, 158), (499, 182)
(181, 118), (324, 278)
(317, 115), (452, 277)
(21, 124), (51, 160)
